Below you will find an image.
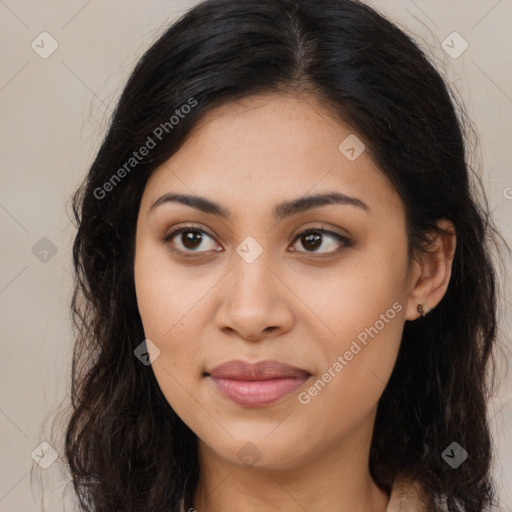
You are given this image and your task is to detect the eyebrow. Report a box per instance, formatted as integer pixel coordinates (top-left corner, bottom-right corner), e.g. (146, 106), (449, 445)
(149, 191), (371, 220)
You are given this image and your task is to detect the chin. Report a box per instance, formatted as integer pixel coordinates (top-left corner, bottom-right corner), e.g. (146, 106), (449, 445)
(203, 431), (312, 471)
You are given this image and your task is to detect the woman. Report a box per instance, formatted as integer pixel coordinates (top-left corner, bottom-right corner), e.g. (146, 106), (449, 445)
(64, 0), (505, 510)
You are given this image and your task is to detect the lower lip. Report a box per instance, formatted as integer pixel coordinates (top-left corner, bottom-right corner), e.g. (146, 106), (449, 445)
(209, 376), (309, 407)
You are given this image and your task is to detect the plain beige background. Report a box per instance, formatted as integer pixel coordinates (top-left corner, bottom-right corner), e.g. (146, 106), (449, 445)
(1, 0), (511, 510)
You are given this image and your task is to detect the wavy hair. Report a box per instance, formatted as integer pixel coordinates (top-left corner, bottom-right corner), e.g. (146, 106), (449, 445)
(50, 0), (508, 510)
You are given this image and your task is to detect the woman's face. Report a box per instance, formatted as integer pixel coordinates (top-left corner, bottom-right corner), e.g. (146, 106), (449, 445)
(134, 92), (421, 470)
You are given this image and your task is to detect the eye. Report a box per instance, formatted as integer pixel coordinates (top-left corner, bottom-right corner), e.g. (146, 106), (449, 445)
(162, 224), (352, 258)
(289, 227), (352, 255)
(162, 224), (221, 256)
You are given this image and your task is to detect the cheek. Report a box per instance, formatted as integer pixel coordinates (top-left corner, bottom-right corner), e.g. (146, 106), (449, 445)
(290, 236), (408, 347)
(134, 238), (205, 381)
(293, 238), (408, 415)
(134, 246), (210, 431)
(135, 237), (202, 339)
(296, 302), (405, 447)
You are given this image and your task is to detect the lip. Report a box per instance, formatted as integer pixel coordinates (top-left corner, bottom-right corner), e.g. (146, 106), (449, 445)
(206, 359), (310, 407)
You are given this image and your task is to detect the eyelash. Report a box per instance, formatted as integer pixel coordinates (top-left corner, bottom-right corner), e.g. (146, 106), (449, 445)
(161, 223), (352, 258)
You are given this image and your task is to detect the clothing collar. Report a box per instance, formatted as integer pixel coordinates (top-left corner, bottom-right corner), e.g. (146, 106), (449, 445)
(179, 476), (431, 511)
(386, 476), (431, 511)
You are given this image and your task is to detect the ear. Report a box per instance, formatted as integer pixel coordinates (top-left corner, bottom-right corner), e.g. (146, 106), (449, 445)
(405, 219), (457, 321)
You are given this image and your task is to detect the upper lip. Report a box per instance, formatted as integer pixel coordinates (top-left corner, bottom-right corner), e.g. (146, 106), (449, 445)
(207, 359), (310, 380)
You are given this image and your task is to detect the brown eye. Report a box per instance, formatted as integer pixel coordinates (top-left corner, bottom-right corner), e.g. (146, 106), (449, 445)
(162, 225), (221, 255)
(290, 228), (351, 254)
(180, 230), (204, 250)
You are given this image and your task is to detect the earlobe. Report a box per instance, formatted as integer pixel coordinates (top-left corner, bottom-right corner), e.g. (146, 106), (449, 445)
(405, 219), (457, 321)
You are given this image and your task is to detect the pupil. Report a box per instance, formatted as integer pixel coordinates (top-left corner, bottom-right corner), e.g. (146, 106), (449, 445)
(182, 231), (202, 249)
(303, 233), (321, 251)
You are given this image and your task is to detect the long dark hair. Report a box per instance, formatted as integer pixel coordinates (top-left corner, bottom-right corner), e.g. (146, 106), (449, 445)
(48, 0), (509, 510)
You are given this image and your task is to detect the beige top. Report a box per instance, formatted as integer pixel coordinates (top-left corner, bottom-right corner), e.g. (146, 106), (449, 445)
(179, 476), (431, 511)
(386, 477), (431, 511)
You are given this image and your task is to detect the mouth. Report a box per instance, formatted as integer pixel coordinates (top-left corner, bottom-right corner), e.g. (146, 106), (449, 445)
(205, 359), (311, 407)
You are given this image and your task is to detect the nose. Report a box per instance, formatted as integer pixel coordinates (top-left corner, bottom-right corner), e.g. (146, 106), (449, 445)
(213, 252), (294, 342)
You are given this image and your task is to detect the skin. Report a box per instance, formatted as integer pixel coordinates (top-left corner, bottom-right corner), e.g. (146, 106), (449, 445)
(133, 92), (456, 512)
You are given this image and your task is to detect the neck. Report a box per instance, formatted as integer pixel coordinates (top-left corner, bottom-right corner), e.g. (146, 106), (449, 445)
(191, 415), (390, 512)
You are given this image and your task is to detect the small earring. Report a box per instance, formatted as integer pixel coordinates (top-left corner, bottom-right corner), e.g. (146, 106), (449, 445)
(417, 304), (426, 317)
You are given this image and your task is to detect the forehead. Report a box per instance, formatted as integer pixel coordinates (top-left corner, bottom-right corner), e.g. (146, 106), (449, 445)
(142, 93), (403, 221)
